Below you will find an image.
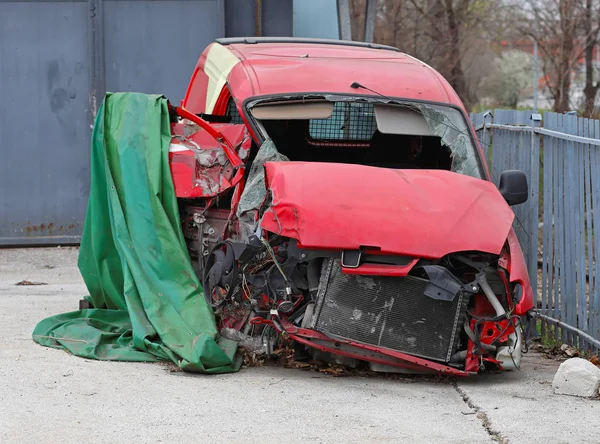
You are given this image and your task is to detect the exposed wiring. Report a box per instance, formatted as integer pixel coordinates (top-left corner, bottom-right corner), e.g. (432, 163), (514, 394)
(498, 315), (521, 342)
(241, 271), (252, 301)
(260, 237), (289, 285)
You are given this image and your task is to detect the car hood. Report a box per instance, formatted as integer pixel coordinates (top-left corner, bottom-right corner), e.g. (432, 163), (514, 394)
(260, 162), (515, 258)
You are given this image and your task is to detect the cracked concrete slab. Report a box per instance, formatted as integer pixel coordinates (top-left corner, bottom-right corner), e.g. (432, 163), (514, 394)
(1, 247), (598, 443)
(0, 247), (490, 443)
(453, 382), (508, 443)
(458, 354), (600, 443)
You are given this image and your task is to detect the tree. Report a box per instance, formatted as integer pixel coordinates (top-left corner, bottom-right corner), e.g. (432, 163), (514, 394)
(442, 0), (472, 109)
(361, 0), (503, 111)
(583, 0), (600, 116)
(347, 0), (600, 113)
(480, 50), (534, 108)
(523, 0), (600, 113)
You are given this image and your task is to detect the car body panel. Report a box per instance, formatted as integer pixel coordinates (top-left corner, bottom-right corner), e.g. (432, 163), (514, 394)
(169, 123), (250, 199)
(506, 228), (535, 313)
(181, 41), (462, 114)
(261, 161), (515, 258)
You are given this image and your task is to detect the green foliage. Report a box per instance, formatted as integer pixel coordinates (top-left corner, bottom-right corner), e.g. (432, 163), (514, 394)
(479, 50), (534, 108)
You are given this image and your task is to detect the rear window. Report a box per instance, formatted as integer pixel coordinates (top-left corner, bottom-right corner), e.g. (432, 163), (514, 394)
(309, 102), (377, 141)
(226, 98), (244, 124)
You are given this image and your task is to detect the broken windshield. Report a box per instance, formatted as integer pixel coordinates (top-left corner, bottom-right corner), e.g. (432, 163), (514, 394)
(249, 97), (484, 180)
(414, 103), (483, 179)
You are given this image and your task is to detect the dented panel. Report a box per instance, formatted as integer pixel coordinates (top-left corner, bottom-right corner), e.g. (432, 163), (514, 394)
(169, 122), (251, 198)
(261, 162), (515, 258)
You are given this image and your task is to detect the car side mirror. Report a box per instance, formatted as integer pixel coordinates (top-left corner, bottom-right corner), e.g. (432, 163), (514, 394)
(498, 170), (528, 206)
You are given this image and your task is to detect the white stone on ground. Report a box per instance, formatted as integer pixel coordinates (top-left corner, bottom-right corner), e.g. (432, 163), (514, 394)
(552, 357), (600, 398)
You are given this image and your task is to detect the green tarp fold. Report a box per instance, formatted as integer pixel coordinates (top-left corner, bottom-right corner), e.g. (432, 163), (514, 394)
(33, 92), (241, 373)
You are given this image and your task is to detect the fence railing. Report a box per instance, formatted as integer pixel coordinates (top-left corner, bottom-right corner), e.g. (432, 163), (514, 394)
(470, 110), (600, 351)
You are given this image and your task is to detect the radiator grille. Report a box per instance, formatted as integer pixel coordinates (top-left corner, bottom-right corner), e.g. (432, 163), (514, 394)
(313, 260), (468, 363)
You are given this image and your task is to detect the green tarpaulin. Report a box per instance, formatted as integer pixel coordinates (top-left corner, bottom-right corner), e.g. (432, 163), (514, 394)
(33, 92), (241, 373)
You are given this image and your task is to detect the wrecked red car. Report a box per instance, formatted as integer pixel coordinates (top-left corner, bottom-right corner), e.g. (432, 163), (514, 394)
(168, 37), (533, 375)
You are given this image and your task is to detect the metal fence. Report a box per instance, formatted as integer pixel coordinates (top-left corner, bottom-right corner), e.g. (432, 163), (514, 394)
(471, 109), (600, 351)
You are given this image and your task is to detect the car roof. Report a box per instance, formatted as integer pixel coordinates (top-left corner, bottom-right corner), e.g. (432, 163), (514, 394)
(215, 37), (402, 52)
(214, 38), (464, 109)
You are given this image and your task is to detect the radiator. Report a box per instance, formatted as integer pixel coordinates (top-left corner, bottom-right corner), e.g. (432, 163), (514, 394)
(312, 259), (468, 363)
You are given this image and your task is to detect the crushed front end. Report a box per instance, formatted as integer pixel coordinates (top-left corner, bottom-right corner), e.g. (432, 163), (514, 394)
(180, 157), (532, 376)
(201, 235), (529, 376)
(169, 107), (533, 376)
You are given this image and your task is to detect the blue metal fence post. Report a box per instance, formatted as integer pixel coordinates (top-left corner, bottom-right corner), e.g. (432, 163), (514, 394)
(541, 114), (550, 338)
(88, 0), (105, 121)
(575, 116), (586, 349)
(530, 113), (542, 303)
(593, 120), (600, 350)
(482, 111), (492, 166)
(584, 119), (595, 351)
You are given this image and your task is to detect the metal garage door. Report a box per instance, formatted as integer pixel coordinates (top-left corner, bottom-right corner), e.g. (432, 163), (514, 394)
(0, 0), (225, 245)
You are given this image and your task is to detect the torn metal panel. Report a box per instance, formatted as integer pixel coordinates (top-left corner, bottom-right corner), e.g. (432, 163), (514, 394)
(169, 122), (251, 198)
(235, 139), (289, 240)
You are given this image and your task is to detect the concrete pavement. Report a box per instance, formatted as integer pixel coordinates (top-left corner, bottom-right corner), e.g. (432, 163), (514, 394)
(1, 247), (598, 444)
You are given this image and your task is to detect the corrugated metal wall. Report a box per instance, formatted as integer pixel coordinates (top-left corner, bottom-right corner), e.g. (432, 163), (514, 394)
(0, 0), (293, 246)
(293, 0), (339, 39)
(0, 0), (92, 245)
(103, 0), (225, 101)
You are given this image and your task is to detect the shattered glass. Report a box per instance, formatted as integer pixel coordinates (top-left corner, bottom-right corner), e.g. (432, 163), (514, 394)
(249, 95), (483, 179)
(289, 95), (483, 178)
(416, 104), (482, 179)
(236, 139), (289, 239)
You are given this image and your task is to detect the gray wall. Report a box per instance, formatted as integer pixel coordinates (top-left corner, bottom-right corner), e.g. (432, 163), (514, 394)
(0, 0), (92, 244)
(225, 0), (293, 37)
(0, 0), (293, 246)
(293, 0), (339, 39)
(103, 0), (225, 102)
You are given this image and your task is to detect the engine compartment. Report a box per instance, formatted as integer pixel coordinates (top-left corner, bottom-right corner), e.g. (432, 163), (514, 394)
(179, 202), (522, 375)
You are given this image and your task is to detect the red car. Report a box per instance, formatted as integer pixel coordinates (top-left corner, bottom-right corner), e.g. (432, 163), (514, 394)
(167, 37), (533, 375)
